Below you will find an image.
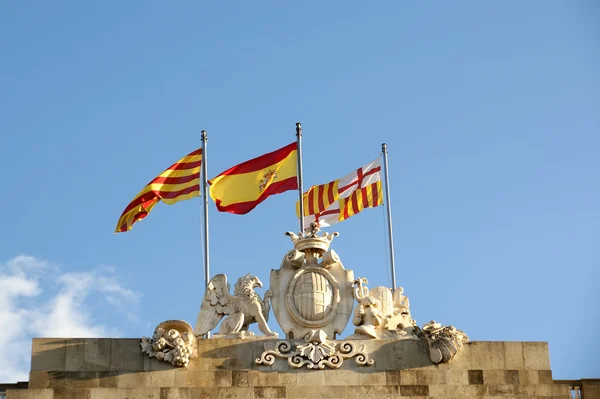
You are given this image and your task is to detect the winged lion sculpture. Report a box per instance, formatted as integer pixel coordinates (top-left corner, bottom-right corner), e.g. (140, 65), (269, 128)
(194, 273), (278, 337)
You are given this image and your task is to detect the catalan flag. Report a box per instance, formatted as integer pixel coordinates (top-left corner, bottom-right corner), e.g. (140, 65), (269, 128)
(298, 157), (382, 228)
(209, 142), (298, 214)
(115, 148), (202, 233)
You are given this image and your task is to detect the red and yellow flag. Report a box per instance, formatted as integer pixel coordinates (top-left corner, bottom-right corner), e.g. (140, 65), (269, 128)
(209, 142), (298, 214)
(115, 148), (202, 233)
(298, 156), (382, 228)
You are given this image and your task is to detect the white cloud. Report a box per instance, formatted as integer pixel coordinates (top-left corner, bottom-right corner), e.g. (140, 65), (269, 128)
(0, 255), (141, 383)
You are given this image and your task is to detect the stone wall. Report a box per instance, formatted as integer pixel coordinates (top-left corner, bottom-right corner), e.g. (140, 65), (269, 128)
(7, 338), (574, 398)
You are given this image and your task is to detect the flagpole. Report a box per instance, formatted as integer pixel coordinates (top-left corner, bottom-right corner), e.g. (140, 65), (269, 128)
(296, 122), (305, 234)
(201, 130), (211, 338)
(382, 143), (397, 291)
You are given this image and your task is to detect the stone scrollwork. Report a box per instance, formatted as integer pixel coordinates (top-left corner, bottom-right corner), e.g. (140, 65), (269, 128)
(422, 320), (470, 364)
(255, 330), (374, 370)
(141, 320), (197, 368)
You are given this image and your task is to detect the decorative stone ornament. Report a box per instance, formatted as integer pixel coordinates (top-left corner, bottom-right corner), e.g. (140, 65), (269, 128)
(194, 273), (278, 338)
(270, 224), (355, 339)
(141, 320), (197, 367)
(255, 329), (374, 370)
(422, 320), (470, 364)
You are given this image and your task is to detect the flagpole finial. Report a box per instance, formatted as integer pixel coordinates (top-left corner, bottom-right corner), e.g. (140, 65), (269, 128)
(382, 143), (388, 152)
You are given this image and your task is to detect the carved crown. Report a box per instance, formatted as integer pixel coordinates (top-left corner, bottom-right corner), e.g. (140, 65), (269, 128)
(285, 222), (339, 255)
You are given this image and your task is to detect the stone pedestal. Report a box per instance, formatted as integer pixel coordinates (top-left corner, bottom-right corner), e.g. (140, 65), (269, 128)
(6, 338), (575, 398)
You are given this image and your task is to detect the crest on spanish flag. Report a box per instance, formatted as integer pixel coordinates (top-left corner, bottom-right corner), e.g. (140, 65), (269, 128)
(209, 142), (298, 215)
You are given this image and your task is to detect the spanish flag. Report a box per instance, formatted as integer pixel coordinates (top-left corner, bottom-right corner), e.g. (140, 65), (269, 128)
(115, 148), (202, 233)
(209, 142), (298, 214)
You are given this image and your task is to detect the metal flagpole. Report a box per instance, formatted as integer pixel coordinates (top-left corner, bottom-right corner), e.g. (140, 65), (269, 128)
(201, 130), (211, 338)
(382, 143), (397, 291)
(296, 122), (305, 234)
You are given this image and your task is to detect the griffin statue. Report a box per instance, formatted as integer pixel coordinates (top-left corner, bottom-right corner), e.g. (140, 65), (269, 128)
(194, 273), (278, 338)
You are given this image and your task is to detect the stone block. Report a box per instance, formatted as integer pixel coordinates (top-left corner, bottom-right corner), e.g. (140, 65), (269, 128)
(323, 370), (385, 386)
(188, 387), (254, 399)
(399, 369), (417, 384)
(83, 339), (111, 372)
(385, 370), (400, 385)
(5, 389), (54, 399)
(483, 370), (506, 385)
(66, 371), (100, 389)
(416, 369), (446, 384)
(486, 384), (515, 396)
(159, 388), (191, 399)
(28, 371), (68, 389)
(173, 371), (216, 387)
(523, 342), (550, 370)
(248, 370), (279, 386)
(110, 339), (143, 371)
(286, 386), (345, 398)
(53, 388), (91, 399)
(470, 341), (504, 369)
(399, 384), (429, 396)
(31, 339), (66, 371)
(117, 370), (175, 388)
(503, 341), (524, 369)
(538, 369), (553, 383)
(117, 388), (161, 398)
(65, 339), (85, 372)
(468, 370), (483, 384)
(97, 372), (118, 388)
(253, 386), (286, 398)
(345, 385), (399, 399)
(428, 384), (461, 396)
(296, 371), (324, 386)
(457, 384), (486, 396)
(445, 370), (469, 385)
(231, 371), (249, 387)
(89, 388), (113, 399)
(505, 370), (520, 384)
(277, 373), (297, 386)
(518, 369), (539, 385)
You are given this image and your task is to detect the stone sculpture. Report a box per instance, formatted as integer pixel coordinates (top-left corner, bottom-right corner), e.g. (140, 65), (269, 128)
(141, 320), (197, 367)
(422, 320), (470, 364)
(351, 278), (383, 338)
(255, 329), (374, 370)
(194, 273), (278, 338)
(270, 223), (355, 339)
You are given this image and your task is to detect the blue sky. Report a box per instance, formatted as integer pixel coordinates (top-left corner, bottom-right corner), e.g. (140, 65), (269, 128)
(0, 1), (598, 381)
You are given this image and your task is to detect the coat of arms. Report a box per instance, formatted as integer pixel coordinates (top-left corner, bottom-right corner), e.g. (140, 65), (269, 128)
(258, 169), (277, 192)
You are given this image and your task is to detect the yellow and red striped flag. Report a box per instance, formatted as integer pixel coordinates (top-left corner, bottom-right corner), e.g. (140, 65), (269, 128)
(298, 156), (382, 228)
(115, 148), (202, 233)
(209, 142), (298, 214)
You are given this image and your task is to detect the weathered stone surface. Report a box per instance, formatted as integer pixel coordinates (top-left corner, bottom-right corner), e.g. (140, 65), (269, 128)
(468, 369), (483, 384)
(53, 388), (91, 399)
(523, 342), (551, 370)
(159, 388), (191, 399)
(445, 370), (469, 385)
(505, 370), (519, 384)
(83, 339), (111, 372)
(64, 339), (85, 372)
(470, 341), (504, 370)
(253, 386), (286, 398)
(6, 389), (54, 399)
(110, 339), (143, 371)
(117, 370), (175, 388)
(483, 370), (506, 385)
(503, 341), (524, 369)
(345, 385), (398, 399)
(399, 384), (429, 396)
(31, 339), (66, 371)
(286, 386), (345, 398)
